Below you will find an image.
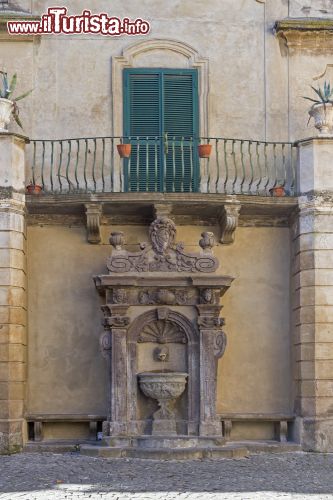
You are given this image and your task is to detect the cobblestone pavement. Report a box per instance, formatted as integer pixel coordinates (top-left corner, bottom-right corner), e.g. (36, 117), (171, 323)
(0, 451), (333, 499)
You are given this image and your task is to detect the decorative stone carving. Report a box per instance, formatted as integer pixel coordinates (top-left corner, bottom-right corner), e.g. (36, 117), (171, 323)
(109, 231), (125, 250)
(198, 316), (225, 328)
(104, 316), (130, 328)
(138, 288), (194, 306)
(218, 204), (241, 245)
(199, 232), (216, 252)
(214, 331), (227, 358)
(150, 216), (176, 254)
(154, 345), (169, 362)
(138, 319), (187, 344)
(85, 203), (102, 244)
(107, 216), (219, 273)
(100, 330), (112, 358)
(112, 289), (128, 304)
(200, 288), (220, 305)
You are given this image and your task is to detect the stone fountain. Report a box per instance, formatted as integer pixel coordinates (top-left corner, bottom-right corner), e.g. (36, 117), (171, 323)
(138, 371), (188, 435)
(85, 214), (236, 458)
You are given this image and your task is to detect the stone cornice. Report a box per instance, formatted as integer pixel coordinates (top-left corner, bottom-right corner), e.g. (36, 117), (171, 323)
(274, 18), (333, 50)
(0, 12), (41, 42)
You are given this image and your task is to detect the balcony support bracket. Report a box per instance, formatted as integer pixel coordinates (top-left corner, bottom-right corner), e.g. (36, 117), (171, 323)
(85, 203), (102, 244)
(152, 203), (173, 219)
(218, 203), (241, 245)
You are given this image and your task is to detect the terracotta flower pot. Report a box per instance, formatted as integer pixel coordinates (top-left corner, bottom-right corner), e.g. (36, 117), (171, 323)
(26, 184), (42, 195)
(117, 144), (132, 158)
(198, 144), (212, 158)
(269, 186), (285, 197)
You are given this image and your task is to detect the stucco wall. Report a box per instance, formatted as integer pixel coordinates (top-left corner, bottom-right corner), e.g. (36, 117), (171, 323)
(1, 0), (330, 146)
(26, 223), (292, 417)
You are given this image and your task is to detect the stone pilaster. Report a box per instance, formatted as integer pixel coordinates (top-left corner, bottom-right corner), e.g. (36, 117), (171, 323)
(293, 137), (333, 451)
(196, 303), (226, 437)
(101, 304), (130, 436)
(0, 133), (28, 454)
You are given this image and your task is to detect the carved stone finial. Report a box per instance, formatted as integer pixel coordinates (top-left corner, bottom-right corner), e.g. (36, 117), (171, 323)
(199, 232), (216, 252)
(149, 217), (176, 255)
(218, 204), (241, 245)
(85, 203), (102, 244)
(110, 231), (125, 250)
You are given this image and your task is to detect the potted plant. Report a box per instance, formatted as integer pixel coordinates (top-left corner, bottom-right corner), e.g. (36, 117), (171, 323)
(303, 80), (333, 135)
(0, 70), (32, 131)
(269, 185), (285, 197)
(198, 143), (212, 158)
(26, 179), (42, 195)
(117, 143), (131, 158)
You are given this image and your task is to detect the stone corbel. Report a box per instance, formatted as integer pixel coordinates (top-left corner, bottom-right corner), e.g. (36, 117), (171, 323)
(85, 203), (102, 244)
(218, 204), (241, 245)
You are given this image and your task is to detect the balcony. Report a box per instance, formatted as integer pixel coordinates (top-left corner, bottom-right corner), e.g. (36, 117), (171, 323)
(25, 135), (298, 236)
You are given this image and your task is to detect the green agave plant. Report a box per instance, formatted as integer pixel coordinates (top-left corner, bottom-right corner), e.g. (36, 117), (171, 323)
(0, 71), (32, 129)
(303, 80), (333, 106)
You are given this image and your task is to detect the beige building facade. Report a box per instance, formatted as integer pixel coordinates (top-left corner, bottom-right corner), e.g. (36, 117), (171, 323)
(0, 0), (333, 457)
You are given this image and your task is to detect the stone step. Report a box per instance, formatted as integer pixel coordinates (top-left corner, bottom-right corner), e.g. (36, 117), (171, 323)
(102, 435), (225, 449)
(80, 444), (249, 460)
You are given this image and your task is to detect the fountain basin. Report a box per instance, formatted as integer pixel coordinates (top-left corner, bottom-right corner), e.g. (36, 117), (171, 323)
(138, 371), (188, 436)
(138, 371), (188, 401)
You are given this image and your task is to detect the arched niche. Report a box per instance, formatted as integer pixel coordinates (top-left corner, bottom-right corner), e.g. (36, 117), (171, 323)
(127, 307), (199, 435)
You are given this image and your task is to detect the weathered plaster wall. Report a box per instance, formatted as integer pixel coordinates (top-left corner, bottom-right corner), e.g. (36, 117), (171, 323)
(26, 223), (292, 417)
(2, 0), (330, 145)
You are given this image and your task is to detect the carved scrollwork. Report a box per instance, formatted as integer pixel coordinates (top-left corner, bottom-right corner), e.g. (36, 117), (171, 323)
(214, 331), (227, 358)
(85, 204), (102, 244)
(106, 216), (219, 273)
(100, 330), (112, 358)
(218, 204), (241, 245)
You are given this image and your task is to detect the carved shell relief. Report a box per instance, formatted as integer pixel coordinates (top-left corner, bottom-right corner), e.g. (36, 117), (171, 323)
(138, 319), (187, 344)
(107, 216), (218, 273)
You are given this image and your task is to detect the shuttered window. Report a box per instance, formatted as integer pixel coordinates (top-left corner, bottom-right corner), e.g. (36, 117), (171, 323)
(123, 68), (199, 192)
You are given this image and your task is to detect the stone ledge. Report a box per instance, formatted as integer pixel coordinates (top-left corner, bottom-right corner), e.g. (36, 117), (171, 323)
(274, 18), (333, 50)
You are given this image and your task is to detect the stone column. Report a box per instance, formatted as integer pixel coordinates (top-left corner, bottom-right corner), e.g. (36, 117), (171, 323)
(0, 133), (28, 454)
(293, 137), (333, 451)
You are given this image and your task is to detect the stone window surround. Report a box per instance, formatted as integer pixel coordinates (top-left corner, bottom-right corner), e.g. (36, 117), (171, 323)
(111, 38), (209, 141)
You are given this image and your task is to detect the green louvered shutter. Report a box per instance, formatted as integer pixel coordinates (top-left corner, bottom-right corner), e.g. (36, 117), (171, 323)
(164, 72), (198, 192)
(124, 71), (162, 191)
(123, 69), (199, 192)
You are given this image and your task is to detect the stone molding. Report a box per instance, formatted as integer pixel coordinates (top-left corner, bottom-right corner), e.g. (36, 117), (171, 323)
(274, 19), (333, 51)
(111, 38), (209, 139)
